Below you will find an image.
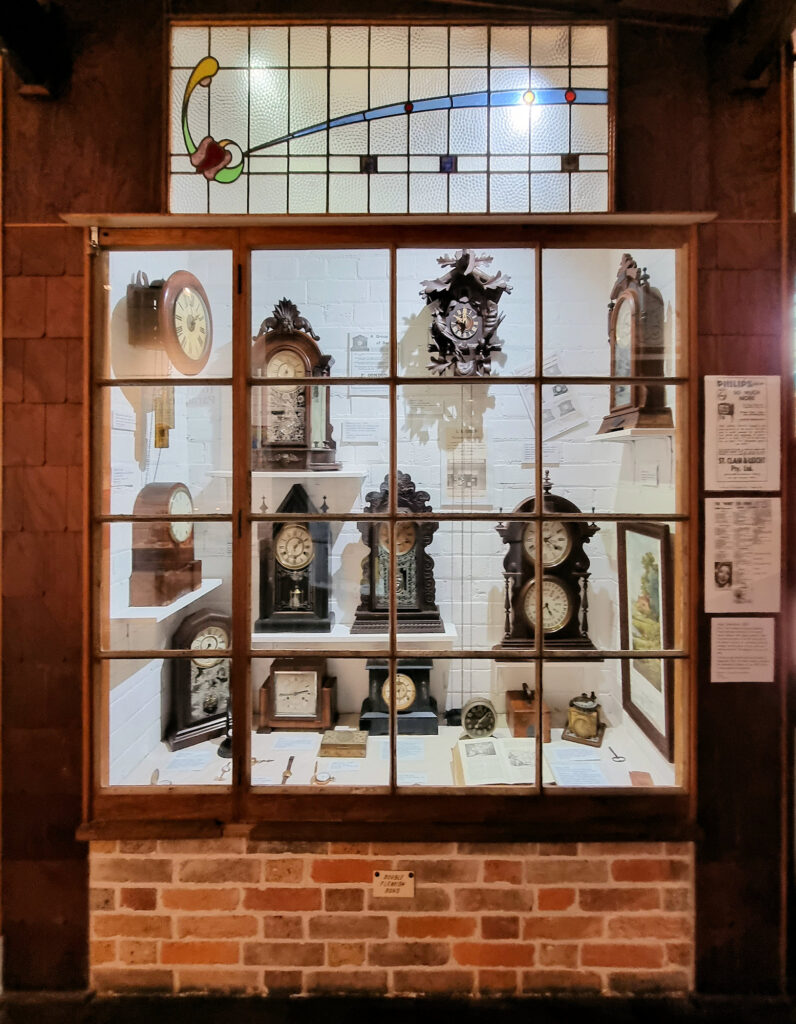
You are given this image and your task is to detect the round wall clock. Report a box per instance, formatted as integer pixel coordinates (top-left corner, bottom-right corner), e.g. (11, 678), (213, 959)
(127, 269), (213, 376)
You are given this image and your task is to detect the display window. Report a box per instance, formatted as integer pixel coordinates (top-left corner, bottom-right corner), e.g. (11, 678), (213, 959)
(87, 222), (694, 836)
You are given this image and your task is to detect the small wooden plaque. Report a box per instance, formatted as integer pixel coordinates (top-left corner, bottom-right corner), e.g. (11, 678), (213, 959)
(319, 729), (368, 758)
(373, 870), (415, 898)
(506, 689), (551, 743)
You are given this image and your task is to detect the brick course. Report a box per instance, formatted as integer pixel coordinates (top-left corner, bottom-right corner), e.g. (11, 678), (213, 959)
(89, 839), (694, 996)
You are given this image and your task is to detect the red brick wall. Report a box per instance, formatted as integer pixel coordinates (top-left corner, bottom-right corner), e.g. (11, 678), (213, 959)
(89, 839), (693, 996)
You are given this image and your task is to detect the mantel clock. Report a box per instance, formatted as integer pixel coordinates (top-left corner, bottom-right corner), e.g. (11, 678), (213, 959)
(359, 658), (437, 735)
(129, 482), (201, 606)
(496, 472), (598, 651)
(597, 253), (673, 434)
(255, 483), (333, 633)
(251, 298), (339, 471)
(258, 657), (337, 733)
(351, 472), (443, 634)
(167, 609), (230, 750)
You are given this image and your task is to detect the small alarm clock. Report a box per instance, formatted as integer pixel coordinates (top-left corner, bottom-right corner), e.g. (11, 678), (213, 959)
(562, 691), (605, 748)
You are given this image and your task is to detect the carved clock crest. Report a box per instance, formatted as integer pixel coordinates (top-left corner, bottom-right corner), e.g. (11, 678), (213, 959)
(421, 249), (512, 377)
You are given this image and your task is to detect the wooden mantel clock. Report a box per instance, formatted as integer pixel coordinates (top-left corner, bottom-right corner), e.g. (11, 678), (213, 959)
(597, 253), (674, 434)
(258, 657), (337, 733)
(129, 482), (202, 606)
(251, 298), (340, 471)
(255, 483), (333, 633)
(352, 472), (443, 634)
(495, 472), (598, 651)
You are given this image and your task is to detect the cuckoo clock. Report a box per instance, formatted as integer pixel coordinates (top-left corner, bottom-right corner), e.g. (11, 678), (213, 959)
(495, 472), (598, 651)
(129, 482), (202, 606)
(251, 298), (340, 470)
(359, 658), (438, 735)
(421, 248), (512, 377)
(351, 472), (443, 634)
(598, 253), (673, 434)
(255, 483), (333, 633)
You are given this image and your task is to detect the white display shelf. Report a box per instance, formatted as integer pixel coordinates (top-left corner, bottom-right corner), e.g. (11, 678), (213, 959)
(251, 621), (458, 651)
(586, 428), (675, 443)
(112, 578), (223, 622)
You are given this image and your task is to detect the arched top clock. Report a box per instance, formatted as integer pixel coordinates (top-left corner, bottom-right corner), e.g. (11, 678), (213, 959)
(126, 269), (213, 376)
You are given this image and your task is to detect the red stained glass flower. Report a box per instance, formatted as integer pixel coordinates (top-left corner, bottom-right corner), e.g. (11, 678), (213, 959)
(191, 136), (233, 180)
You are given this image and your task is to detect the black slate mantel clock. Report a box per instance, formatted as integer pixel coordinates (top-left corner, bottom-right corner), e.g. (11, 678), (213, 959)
(255, 483), (333, 633)
(359, 658), (438, 735)
(496, 472), (598, 652)
(351, 472), (443, 634)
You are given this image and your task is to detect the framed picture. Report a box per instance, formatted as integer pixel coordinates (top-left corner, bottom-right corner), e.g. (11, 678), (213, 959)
(617, 522), (674, 762)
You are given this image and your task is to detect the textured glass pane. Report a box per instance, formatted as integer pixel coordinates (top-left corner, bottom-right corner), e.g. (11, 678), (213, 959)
(571, 25), (608, 66)
(449, 173), (487, 213)
(250, 156), (288, 172)
(370, 116), (408, 155)
(170, 174), (208, 214)
(288, 174), (327, 213)
(410, 156), (439, 171)
(579, 154), (608, 170)
(531, 26), (569, 66)
(250, 27), (288, 68)
(458, 156), (487, 171)
(290, 68), (327, 132)
(251, 69), (288, 144)
(371, 69), (408, 108)
(329, 173), (368, 213)
(490, 67), (529, 91)
(530, 105), (569, 155)
(409, 173), (448, 213)
(571, 105), (608, 154)
(410, 26), (448, 67)
(571, 67), (608, 89)
(450, 108), (487, 155)
(290, 157), (327, 172)
(329, 156), (360, 171)
(450, 67), (488, 95)
(210, 26), (249, 68)
(491, 156), (529, 172)
(370, 26), (408, 67)
(170, 155), (194, 173)
(490, 26), (529, 66)
(330, 68), (368, 118)
(531, 155), (560, 171)
(329, 122), (366, 156)
(249, 174), (287, 213)
(410, 68), (448, 101)
(379, 156), (408, 171)
(571, 172), (608, 212)
(530, 67), (569, 88)
(370, 174), (408, 213)
(330, 26), (369, 67)
(171, 69), (205, 152)
(172, 27), (209, 67)
(530, 172), (569, 212)
(290, 26), (328, 66)
(409, 110), (447, 155)
(450, 26), (488, 66)
(290, 130), (327, 156)
(209, 70), (249, 151)
(490, 173), (529, 213)
(489, 107), (529, 155)
(209, 176), (248, 213)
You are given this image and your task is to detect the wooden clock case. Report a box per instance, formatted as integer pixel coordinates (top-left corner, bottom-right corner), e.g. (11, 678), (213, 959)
(126, 269), (213, 376)
(359, 658), (438, 735)
(129, 482), (202, 606)
(166, 609), (231, 751)
(257, 656), (337, 733)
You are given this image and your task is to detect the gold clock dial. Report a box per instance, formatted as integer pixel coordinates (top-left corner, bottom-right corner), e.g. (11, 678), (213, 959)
(173, 286), (210, 362)
(168, 486), (194, 544)
(381, 672), (416, 712)
(267, 349), (306, 390)
(523, 577), (574, 634)
(522, 521), (573, 568)
(378, 521), (417, 555)
(190, 624), (229, 668)
(275, 523), (314, 570)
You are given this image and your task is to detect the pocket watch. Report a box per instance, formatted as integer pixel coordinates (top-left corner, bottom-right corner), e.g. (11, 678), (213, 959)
(522, 521), (573, 568)
(381, 673), (417, 712)
(522, 577), (575, 634)
(275, 523), (315, 570)
(461, 697), (497, 738)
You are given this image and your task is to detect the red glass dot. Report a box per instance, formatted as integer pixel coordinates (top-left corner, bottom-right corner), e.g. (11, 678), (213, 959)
(404, 101), (414, 113)
(565, 89), (576, 103)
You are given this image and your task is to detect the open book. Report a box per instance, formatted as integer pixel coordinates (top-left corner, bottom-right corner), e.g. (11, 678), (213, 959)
(453, 736), (536, 786)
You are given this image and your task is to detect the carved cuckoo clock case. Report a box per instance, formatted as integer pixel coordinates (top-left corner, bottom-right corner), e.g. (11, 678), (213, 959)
(495, 473), (598, 651)
(251, 298), (340, 471)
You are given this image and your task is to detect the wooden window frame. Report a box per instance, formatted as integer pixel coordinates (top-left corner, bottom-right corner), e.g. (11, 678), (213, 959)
(74, 214), (704, 842)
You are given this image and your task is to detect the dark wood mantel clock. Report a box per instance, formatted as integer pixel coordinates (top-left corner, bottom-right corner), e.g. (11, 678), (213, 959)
(359, 658), (438, 735)
(495, 472), (598, 651)
(129, 482), (202, 606)
(597, 253), (674, 434)
(251, 298), (340, 471)
(167, 609), (231, 750)
(255, 483), (333, 633)
(351, 472), (443, 634)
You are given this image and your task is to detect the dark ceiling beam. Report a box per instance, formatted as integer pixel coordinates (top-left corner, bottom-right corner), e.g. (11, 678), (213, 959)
(0, 0), (71, 98)
(710, 0), (796, 85)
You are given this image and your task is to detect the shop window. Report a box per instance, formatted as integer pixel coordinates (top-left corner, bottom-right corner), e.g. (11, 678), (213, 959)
(88, 223), (692, 836)
(169, 23), (611, 214)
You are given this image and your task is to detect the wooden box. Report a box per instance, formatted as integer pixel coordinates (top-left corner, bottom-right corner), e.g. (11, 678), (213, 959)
(506, 689), (551, 743)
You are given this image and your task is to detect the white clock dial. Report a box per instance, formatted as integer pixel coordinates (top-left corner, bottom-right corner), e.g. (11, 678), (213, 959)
(168, 486), (194, 544)
(523, 577), (574, 634)
(190, 624), (229, 667)
(522, 521), (573, 568)
(275, 524), (314, 570)
(378, 521), (416, 554)
(274, 670), (318, 717)
(267, 349), (306, 390)
(174, 286), (210, 362)
(381, 672), (416, 712)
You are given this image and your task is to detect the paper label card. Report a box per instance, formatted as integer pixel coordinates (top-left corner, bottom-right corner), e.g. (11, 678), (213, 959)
(710, 617), (775, 682)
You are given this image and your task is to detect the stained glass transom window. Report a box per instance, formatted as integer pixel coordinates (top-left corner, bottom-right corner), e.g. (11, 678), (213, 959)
(170, 24), (610, 215)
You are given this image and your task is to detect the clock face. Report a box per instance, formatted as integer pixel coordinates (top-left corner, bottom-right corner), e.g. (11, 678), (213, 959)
(523, 577), (574, 634)
(190, 624), (229, 668)
(522, 521), (573, 568)
(275, 523), (314, 570)
(381, 672), (417, 712)
(378, 521), (417, 555)
(267, 349), (306, 388)
(168, 486), (194, 544)
(173, 286), (211, 364)
(273, 669), (318, 717)
(448, 302), (481, 340)
(462, 698), (497, 738)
